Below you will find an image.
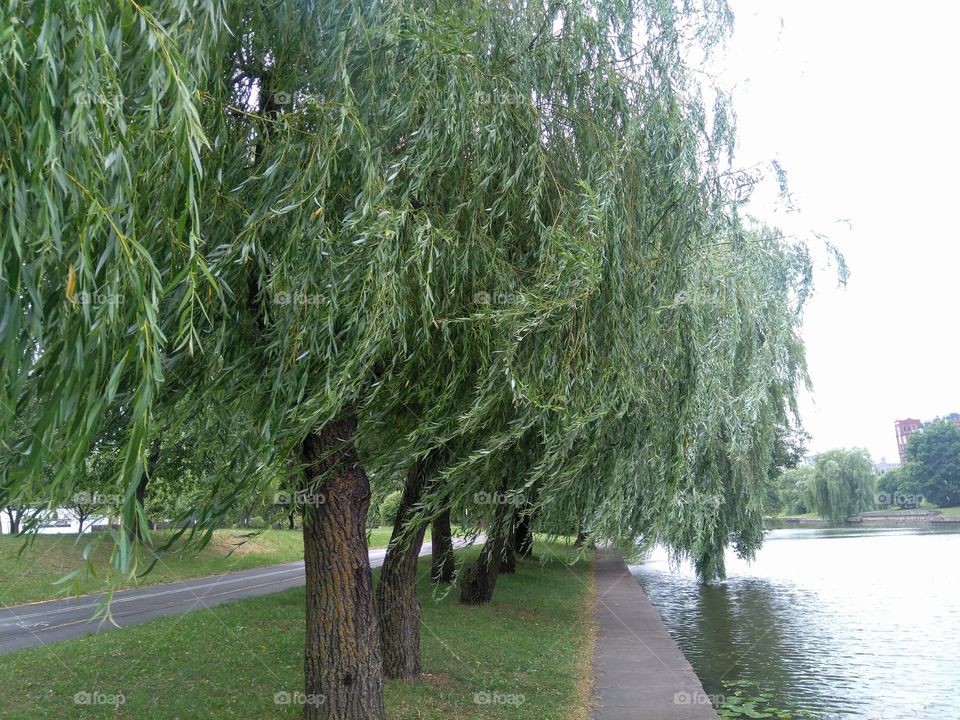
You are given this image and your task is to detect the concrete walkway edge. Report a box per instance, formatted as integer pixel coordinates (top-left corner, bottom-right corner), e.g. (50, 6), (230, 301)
(590, 549), (719, 720)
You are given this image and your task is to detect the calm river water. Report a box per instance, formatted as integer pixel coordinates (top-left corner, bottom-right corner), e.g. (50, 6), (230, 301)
(631, 526), (960, 719)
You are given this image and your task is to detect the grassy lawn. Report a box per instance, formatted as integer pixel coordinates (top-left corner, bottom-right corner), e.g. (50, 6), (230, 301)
(0, 526), (403, 608)
(934, 505), (960, 517)
(0, 542), (595, 720)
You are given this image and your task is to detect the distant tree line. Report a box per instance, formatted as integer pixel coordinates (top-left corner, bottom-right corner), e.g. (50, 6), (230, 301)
(765, 421), (960, 521)
(879, 422), (960, 509)
(767, 447), (876, 520)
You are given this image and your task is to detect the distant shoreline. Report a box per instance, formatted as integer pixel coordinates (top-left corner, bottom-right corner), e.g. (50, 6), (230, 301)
(766, 510), (960, 528)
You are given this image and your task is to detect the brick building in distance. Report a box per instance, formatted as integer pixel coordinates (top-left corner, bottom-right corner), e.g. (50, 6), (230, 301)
(895, 412), (960, 464)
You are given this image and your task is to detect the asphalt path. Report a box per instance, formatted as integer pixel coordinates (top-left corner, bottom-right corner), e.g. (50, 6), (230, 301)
(0, 538), (467, 655)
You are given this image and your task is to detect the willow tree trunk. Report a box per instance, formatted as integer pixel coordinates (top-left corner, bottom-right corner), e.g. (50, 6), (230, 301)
(498, 513), (516, 574)
(375, 459), (431, 679)
(128, 438), (161, 543)
(514, 509), (533, 558)
(459, 496), (510, 605)
(430, 508), (455, 583)
(574, 528), (588, 548)
(301, 417), (385, 720)
(4, 508), (21, 535)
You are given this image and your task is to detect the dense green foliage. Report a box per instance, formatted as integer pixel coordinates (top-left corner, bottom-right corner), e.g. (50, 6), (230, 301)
(378, 490), (403, 528)
(875, 466), (921, 508)
(0, 3), (844, 716)
(902, 422), (960, 508)
(806, 448), (876, 522)
(761, 426), (810, 514)
(1, 0), (819, 582)
(773, 464), (815, 516)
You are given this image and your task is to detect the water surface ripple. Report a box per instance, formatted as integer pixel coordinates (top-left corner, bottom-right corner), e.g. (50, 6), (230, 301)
(630, 527), (960, 719)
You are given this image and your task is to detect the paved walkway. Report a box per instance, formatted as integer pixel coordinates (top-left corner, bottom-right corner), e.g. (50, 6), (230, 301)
(591, 549), (719, 720)
(0, 538), (479, 655)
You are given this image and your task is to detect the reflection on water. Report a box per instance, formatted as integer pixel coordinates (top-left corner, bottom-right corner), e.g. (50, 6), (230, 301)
(630, 527), (960, 719)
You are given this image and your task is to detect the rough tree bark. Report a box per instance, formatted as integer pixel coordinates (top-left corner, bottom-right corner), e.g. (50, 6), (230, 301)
(430, 508), (455, 583)
(301, 416), (386, 720)
(375, 456), (433, 679)
(459, 492), (511, 605)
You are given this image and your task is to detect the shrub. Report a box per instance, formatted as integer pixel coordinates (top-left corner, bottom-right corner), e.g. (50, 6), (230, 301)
(378, 490), (403, 528)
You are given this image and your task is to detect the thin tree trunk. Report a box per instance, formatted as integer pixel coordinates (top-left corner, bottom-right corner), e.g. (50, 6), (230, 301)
(375, 457), (432, 679)
(459, 492), (511, 605)
(7, 508), (22, 535)
(499, 511), (516, 574)
(301, 416), (385, 720)
(128, 438), (161, 542)
(574, 528), (587, 548)
(430, 508), (455, 583)
(514, 509), (533, 558)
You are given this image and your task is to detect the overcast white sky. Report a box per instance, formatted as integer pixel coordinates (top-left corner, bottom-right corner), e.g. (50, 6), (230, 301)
(715, 0), (960, 463)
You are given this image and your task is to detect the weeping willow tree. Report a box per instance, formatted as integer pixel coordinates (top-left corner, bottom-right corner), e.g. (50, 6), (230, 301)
(808, 448), (876, 522)
(2, 0), (822, 718)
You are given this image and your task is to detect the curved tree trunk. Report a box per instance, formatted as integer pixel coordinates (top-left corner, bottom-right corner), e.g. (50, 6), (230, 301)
(459, 492), (511, 605)
(301, 417), (386, 720)
(430, 508), (455, 583)
(375, 457), (432, 679)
